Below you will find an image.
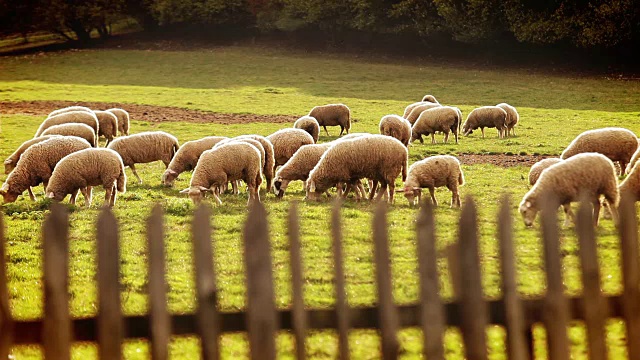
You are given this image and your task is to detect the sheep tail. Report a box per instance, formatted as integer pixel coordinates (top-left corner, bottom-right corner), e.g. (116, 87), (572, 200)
(171, 141), (179, 159)
(117, 169), (126, 193)
(402, 156), (408, 182)
(458, 168), (465, 186)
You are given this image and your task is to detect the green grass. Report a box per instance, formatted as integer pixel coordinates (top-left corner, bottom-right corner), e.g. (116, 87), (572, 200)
(0, 44), (639, 359)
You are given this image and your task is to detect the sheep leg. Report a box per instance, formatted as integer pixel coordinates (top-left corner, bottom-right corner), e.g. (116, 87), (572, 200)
(416, 190), (422, 205)
(104, 185), (114, 208)
(374, 182), (387, 202)
(357, 181), (366, 202)
(481, 128), (485, 139)
(419, 135), (424, 144)
(431, 133), (437, 144)
(28, 187), (36, 201)
(429, 187), (438, 206)
(562, 204), (574, 227)
(388, 182), (395, 204)
(454, 131), (459, 144)
(442, 132), (447, 144)
(69, 189), (79, 205)
(232, 180), (238, 195)
(339, 126), (345, 136)
(323, 126), (330, 136)
(620, 162), (627, 176)
(593, 199), (602, 227)
(369, 180), (379, 201)
(81, 186), (93, 208)
(110, 185), (118, 207)
(129, 164), (143, 184)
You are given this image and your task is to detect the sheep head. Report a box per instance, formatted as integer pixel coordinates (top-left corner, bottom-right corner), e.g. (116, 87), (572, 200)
(162, 169), (179, 187)
(180, 186), (211, 204)
(519, 199), (538, 227)
(0, 186), (20, 203)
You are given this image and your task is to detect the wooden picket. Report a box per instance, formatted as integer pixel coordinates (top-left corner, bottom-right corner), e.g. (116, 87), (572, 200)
(0, 193), (639, 359)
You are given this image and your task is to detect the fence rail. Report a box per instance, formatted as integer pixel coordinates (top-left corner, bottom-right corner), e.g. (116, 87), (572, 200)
(0, 193), (638, 359)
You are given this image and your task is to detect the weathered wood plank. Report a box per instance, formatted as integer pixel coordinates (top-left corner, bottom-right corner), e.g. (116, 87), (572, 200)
(147, 204), (170, 360)
(0, 211), (13, 359)
(288, 202), (307, 359)
(332, 200), (350, 360)
(42, 202), (71, 360)
(618, 193), (640, 359)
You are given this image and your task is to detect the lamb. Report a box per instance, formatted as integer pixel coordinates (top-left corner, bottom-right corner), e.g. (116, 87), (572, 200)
(48, 106), (93, 118)
(41, 123), (97, 147)
(379, 115), (412, 147)
(293, 116), (320, 143)
(306, 135), (408, 203)
(4, 135), (62, 174)
(180, 142), (262, 205)
(273, 143), (332, 198)
(161, 136), (228, 187)
(35, 111), (100, 137)
(411, 106), (462, 144)
(496, 103), (519, 137)
(519, 153), (619, 227)
(308, 103), (351, 136)
(528, 158), (563, 185)
(405, 102), (443, 125)
(234, 135), (276, 189)
(107, 131), (180, 184)
(403, 101), (440, 119)
(266, 128), (315, 169)
(93, 110), (119, 145)
(462, 106), (508, 138)
(106, 108), (130, 136)
(560, 127), (638, 175)
(0, 137), (92, 203)
(421, 95), (439, 104)
(45, 148), (126, 208)
(401, 155), (465, 207)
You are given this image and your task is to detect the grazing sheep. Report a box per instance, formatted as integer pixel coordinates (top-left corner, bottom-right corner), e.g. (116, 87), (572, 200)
(293, 115), (320, 143)
(528, 158), (563, 186)
(107, 131), (179, 184)
(379, 115), (412, 147)
(411, 106), (461, 144)
(213, 137), (267, 194)
(308, 103), (351, 136)
(273, 143), (332, 198)
(35, 111), (99, 137)
(401, 155), (464, 207)
(106, 108), (130, 136)
(462, 106), (508, 138)
(266, 128), (315, 169)
(619, 160), (640, 200)
(41, 123), (97, 147)
(0, 137), (92, 203)
(403, 101), (440, 119)
(405, 102), (442, 125)
(306, 135), (408, 203)
(421, 95), (439, 104)
(48, 106), (93, 118)
(560, 127), (638, 175)
(496, 103), (519, 137)
(234, 135), (276, 190)
(161, 136), (228, 187)
(180, 142), (262, 205)
(45, 148), (126, 207)
(93, 110), (119, 145)
(519, 153), (619, 227)
(4, 135), (62, 174)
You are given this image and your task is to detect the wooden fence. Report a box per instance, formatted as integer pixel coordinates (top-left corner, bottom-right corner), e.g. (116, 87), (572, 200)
(0, 193), (639, 359)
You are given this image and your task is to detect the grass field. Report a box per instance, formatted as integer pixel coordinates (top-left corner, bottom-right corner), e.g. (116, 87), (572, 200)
(1, 44), (640, 359)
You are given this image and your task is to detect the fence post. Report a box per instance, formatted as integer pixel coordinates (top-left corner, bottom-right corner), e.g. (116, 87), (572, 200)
(332, 200), (350, 360)
(42, 202), (71, 360)
(0, 212), (13, 358)
(618, 193), (640, 359)
(97, 206), (123, 360)
(416, 199), (445, 360)
(147, 204), (171, 360)
(288, 202), (307, 360)
(244, 201), (278, 360)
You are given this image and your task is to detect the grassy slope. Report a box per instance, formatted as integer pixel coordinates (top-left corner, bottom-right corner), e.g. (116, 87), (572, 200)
(0, 45), (639, 359)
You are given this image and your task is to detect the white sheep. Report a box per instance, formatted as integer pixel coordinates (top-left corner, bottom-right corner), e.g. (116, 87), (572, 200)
(273, 143), (332, 198)
(619, 159), (640, 201)
(0, 137), (92, 203)
(379, 115), (411, 147)
(48, 106), (93, 118)
(308, 103), (351, 136)
(4, 135), (62, 174)
(234, 135), (276, 190)
(401, 155), (464, 207)
(293, 115), (320, 143)
(41, 123), (97, 147)
(462, 106), (508, 138)
(519, 153), (619, 227)
(560, 127), (638, 175)
(421, 95), (439, 103)
(528, 158), (563, 186)
(213, 137), (266, 194)
(93, 110), (119, 145)
(405, 102), (442, 125)
(35, 111), (99, 137)
(161, 136), (228, 187)
(107, 131), (180, 184)
(106, 108), (130, 136)
(496, 103), (519, 137)
(266, 128), (315, 170)
(627, 147), (640, 174)
(411, 106), (461, 144)
(403, 101), (440, 119)
(45, 148), (126, 207)
(180, 142), (262, 205)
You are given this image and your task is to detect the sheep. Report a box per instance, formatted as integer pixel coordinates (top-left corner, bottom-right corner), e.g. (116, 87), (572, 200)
(107, 131), (180, 184)
(379, 115), (411, 147)
(273, 143), (332, 198)
(560, 127), (638, 175)
(411, 106), (461, 144)
(293, 115), (320, 143)
(45, 148), (126, 207)
(213, 137), (266, 194)
(528, 158), (563, 186)
(35, 111), (99, 137)
(496, 103), (519, 137)
(93, 110), (119, 145)
(405, 102), (442, 125)
(41, 123), (98, 148)
(462, 106), (508, 138)
(401, 155), (464, 207)
(0, 137), (92, 203)
(306, 135), (408, 203)
(106, 108), (130, 136)
(48, 106), (93, 118)
(628, 147), (640, 174)
(619, 160), (640, 201)
(403, 101), (440, 119)
(180, 142), (262, 205)
(308, 103), (351, 136)
(519, 153), (619, 227)
(4, 135), (62, 174)
(421, 95), (439, 103)
(266, 128), (315, 170)
(161, 136), (228, 187)
(234, 135), (276, 190)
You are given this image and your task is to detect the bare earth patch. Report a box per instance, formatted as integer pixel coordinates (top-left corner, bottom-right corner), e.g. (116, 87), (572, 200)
(457, 153), (551, 167)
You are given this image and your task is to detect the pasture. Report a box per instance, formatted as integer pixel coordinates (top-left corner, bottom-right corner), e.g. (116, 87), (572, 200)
(0, 44), (639, 359)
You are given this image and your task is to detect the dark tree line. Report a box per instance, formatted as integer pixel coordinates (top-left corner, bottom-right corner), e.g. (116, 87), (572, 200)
(1, 0), (638, 49)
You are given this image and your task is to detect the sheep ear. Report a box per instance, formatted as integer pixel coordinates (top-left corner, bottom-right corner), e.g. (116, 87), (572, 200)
(309, 181), (316, 192)
(0, 189), (5, 195)
(3, 159), (11, 165)
(46, 192), (55, 198)
(168, 169), (178, 175)
(179, 188), (191, 194)
(525, 201), (532, 208)
(412, 187), (421, 191)
(198, 186), (212, 193)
